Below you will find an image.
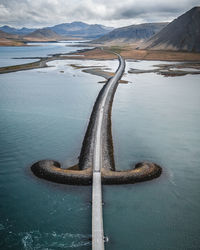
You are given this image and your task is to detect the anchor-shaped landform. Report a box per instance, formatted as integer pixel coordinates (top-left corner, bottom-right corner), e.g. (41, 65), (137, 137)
(31, 54), (162, 185)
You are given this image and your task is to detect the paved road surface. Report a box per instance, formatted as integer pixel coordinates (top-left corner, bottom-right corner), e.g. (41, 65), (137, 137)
(92, 54), (125, 250)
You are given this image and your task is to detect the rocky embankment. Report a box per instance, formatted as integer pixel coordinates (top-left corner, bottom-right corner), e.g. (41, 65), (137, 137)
(31, 55), (162, 185)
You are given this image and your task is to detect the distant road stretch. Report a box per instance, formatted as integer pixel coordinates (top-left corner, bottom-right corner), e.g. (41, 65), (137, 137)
(93, 54), (125, 173)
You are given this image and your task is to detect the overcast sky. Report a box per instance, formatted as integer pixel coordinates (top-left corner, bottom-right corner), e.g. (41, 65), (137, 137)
(0, 0), (199, 28)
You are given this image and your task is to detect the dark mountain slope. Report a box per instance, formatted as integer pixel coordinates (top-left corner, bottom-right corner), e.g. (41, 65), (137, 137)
(50, 21), (113, 38)
(92, 23), (168, 44)
(143, 7), (200, 52)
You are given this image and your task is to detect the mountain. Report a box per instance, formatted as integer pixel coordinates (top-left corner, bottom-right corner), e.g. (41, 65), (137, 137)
(0, 25), (35, 35)
(92, 23), (168, 45)
(50, 21), (113, 38)
(142, 7), (200, 52)
(0, 22), (113, 39)
(0, 30), (24, 46)
(50, 21), (89, 35)
(0, 28), (61, 44)
(22, 28), (62, 41)
(0, 30), (18, 39)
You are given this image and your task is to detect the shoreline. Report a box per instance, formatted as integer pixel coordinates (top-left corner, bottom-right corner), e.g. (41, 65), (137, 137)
(0, 46), (200, 75)
(71, 47), (200, 61)
(0, 59), (49, 74)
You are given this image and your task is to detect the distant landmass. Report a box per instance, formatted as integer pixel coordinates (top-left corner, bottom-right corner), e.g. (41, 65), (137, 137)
(0, 25), (36, 35)
(0, 21), (113, 41)
(22, 28), (63, 42)
(49, 21), (113, 38)
(92, 23), (168, 45)
(142, 7), (200, 52)
(0, 30), (25, 46)
(0, 7), (200, 52)
(0, 30), (18, 39)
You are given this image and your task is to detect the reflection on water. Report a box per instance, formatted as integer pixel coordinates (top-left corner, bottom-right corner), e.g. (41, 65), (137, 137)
(0, 46), (200, 250)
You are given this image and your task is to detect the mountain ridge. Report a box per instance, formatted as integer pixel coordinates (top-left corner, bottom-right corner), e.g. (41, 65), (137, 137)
(0, 30), (25, 46)
(0, 25), (36, 35)
(22, 28), (63, 41)
(92, 22), (168, 45)
(0, 21), (113, 39)
(142, 7), (200, 52)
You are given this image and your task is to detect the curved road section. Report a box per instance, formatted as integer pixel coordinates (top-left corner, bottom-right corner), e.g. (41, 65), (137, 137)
(92, 54), (125, 250)
(93, 54), (125, 173)
(31, 54), (162, 248)
(31, 53), (161, 185)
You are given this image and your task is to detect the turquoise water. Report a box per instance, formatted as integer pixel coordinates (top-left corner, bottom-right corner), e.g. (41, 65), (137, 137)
(0, 56), (102, 249)
(0, 45), (200, 250)
(106, 64), (200, 250)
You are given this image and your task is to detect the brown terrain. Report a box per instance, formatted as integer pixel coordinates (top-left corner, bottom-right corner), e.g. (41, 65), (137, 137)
(1, 5), (200, 76)
(0, 30), (25, 46)
(0, 38), (25, 46)
(0, 28), (76, 45)
(22, 28), (64, 42)
(71, 47), (200, 61)
(0, 46), (200, 75)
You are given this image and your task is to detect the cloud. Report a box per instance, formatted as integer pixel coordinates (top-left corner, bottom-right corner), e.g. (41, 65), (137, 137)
(0, 0), (199, 28)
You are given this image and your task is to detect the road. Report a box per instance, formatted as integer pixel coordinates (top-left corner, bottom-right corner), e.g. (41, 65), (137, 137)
(92, 54), (125, 250)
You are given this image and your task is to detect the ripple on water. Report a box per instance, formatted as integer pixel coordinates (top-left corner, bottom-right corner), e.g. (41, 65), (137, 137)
(0, 224), (91, 250)
(20, 231), (91, 249)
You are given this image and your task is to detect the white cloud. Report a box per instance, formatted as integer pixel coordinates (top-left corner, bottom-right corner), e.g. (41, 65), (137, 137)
(0, 0), (199, 28)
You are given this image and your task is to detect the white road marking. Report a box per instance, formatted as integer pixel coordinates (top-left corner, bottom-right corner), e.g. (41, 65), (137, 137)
(92, 55), (125, 250)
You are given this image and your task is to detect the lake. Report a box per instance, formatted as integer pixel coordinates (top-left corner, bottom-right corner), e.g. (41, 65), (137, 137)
(0, 43), (199, 250)
(0, 41), (90, 67)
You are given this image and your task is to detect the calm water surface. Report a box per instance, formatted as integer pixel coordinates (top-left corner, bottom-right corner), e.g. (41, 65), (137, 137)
(0, 44), (200, 250)
(106, 62), (200, 250)
(0, 41), (90, 67)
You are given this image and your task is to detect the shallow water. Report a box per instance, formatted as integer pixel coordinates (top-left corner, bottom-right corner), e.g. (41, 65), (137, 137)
(0, 45), (200, 250)
(0, 41), (91, 67)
